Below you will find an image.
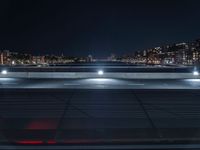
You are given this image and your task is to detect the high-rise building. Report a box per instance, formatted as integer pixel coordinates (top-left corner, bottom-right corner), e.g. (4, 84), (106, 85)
(0, 50), (10, 65)
(3, 50), (10, 64)
(87, 54), (93, 62)
(0, 52), (3, 65)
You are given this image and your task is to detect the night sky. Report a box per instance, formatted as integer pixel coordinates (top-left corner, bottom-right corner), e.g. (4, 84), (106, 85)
(0, 0), (200, 57)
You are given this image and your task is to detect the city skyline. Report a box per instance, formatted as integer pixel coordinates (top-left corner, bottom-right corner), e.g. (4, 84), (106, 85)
(1, 37), (200, 65)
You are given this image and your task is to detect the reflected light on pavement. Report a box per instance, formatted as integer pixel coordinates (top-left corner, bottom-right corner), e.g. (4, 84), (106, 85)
(184, 79), (200, 82)
(84, 78), (118, 84)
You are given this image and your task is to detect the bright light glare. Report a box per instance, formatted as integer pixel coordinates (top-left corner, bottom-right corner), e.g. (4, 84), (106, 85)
(185, 79), (200, 82)
(87, 78), (110, 82)
(1, 70), (7, 75)
(85, 78), (117, 84)
(193, 71), (199, 76)
(98, 70), (104, 75)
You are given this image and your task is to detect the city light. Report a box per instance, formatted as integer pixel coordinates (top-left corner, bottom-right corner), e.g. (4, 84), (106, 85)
(12, 61), (15, 65)
(193, 71), (199, 76)
(1, 70), (8, 75)
(98, 70), (104, 75)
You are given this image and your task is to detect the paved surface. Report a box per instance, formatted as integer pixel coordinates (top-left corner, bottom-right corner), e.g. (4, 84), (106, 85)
(0, 66), (194, 72)
(1, 78), (200, 89)
(1, 89), (200, 145)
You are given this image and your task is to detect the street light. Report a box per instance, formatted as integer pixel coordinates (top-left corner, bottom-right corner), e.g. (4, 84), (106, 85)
(193, 71), (199, 76)
(98, 70), (104, 75)
(1, 70), (8, 75)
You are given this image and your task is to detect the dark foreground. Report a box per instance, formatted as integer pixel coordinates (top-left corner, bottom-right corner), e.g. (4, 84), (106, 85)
(1, 89), (200, 148)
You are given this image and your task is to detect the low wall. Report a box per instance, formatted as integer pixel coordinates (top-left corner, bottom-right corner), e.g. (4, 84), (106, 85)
(0, 72), (199, 79)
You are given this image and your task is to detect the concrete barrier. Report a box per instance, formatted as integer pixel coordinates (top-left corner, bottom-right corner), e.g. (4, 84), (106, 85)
(0, 72), (199, 79)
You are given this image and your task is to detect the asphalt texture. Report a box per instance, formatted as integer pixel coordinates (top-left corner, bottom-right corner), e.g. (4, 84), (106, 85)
(0, 66), (195, 72)
(1, 88), (200, 145)
(1, 78), (200, 89)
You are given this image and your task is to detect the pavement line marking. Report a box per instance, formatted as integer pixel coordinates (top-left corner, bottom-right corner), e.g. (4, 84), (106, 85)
(128, 83), (144, 86)
(64, 83), (81, 86)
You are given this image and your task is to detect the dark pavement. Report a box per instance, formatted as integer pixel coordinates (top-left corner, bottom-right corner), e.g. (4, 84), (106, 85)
(0, 66), (194, 72)
(1, 89), (200, 145)
(1, 78), (200, 89)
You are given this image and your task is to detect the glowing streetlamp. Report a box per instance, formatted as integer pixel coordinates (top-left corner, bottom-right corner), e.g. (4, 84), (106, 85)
(193, 71), (199, 76)
(98, 70), (104, 75)
(1, 70), (7, 75)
